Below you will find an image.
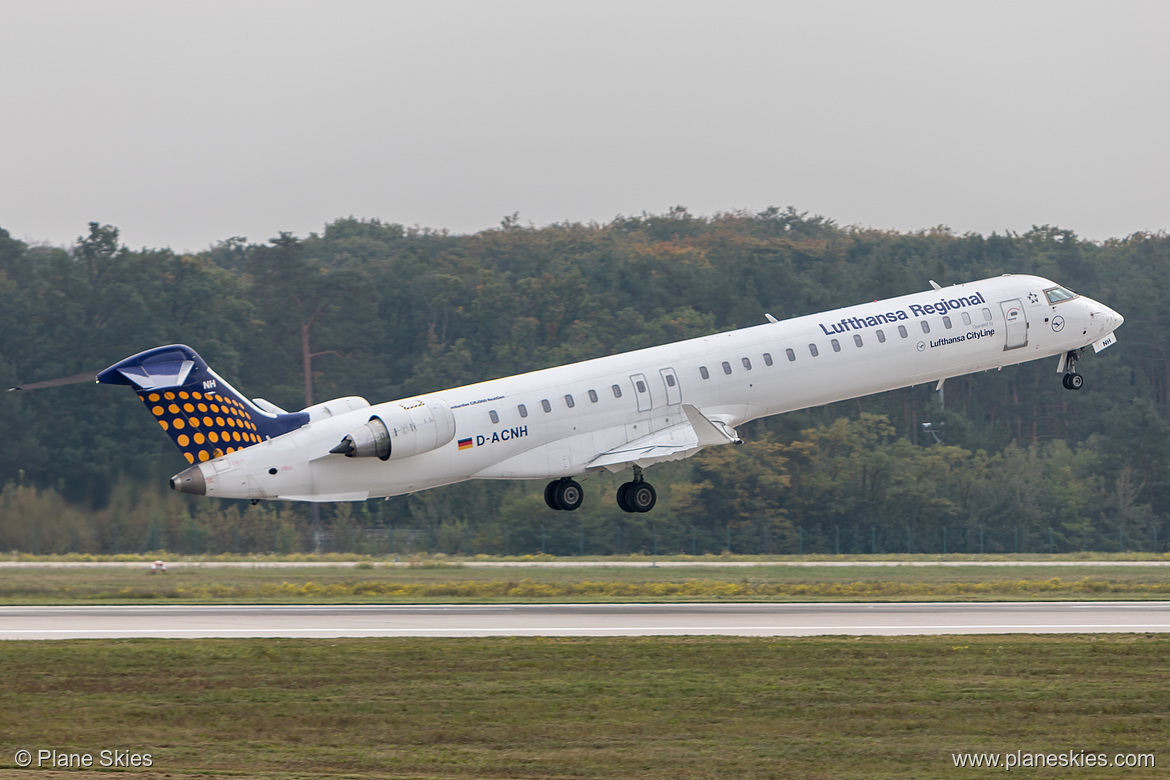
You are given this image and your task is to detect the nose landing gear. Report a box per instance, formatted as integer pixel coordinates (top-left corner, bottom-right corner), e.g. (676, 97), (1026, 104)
(1061, 350), (1084, 391)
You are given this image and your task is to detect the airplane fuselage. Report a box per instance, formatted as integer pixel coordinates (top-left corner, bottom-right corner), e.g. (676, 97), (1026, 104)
(188, 274), (1122, 504)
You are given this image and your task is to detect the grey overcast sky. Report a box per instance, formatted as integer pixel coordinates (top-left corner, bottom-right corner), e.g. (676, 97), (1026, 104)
(2, 0), (1167, 251)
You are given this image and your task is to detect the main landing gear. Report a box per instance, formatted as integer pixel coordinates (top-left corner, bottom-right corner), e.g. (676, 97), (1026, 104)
(543, 465), (659, 513)
(544, 478), (583, 511)
(1061, 350), (1084, 391)
(617, 465), (656, 513)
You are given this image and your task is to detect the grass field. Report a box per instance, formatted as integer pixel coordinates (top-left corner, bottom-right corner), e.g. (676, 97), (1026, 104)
(0, 635), (1164, 779)
(3, 559), (1170, 603)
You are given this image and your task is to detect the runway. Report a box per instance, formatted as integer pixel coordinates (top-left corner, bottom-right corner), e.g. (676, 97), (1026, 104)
(3, 601), (1169, 639)
(4, 560), (1170, 568)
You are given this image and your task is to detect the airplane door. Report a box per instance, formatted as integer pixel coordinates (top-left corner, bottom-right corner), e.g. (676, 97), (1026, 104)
(630, 373), (652, 412)
(624, 373), (654, 442)
(1000, 299), (1028, 350)
(660, 367), (682, 406)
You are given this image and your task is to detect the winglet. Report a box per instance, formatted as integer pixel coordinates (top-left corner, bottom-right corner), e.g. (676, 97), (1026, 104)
(682, 404), (741, 446)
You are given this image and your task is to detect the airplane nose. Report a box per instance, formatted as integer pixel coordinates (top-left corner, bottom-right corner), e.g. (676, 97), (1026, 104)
(1087, 301), (1123, 334)
(1103, 305), (1124, 332)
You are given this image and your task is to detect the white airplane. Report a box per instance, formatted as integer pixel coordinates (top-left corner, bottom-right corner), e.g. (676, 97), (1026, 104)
(11, 274), (1122, 512)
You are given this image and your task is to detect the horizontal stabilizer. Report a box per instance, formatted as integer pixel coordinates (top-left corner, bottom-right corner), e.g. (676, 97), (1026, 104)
(8, 371), (98, 392)
(113, 358), (194, 390)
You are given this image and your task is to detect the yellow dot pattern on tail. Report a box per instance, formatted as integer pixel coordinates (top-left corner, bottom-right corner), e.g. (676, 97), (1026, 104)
(141, 389), (264, 464)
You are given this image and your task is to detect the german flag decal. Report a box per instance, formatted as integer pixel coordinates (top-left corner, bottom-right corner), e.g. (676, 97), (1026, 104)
(458, 438), (473, 450)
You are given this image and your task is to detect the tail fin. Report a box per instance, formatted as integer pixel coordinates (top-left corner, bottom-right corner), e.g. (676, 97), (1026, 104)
(96, 345), (309, 465)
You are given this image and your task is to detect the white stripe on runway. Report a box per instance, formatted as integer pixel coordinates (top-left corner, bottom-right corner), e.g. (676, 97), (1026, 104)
(2, 602), (1168, 639)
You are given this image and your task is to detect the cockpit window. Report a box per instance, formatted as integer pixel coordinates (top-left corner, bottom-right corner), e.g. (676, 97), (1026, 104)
(1044, 286), (1078, 305)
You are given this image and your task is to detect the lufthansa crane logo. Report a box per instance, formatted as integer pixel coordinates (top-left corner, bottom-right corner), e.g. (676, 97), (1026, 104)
(1051, 316), (1066, 332)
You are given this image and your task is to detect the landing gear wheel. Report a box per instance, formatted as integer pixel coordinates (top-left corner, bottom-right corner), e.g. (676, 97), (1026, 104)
(617, 464), (657, 512)
(617, 481), (657, 513)
(1063, 373), (1084, 391)
(553, 478), (584, 511)
(617, 482), (636, 513)
(544, 480), (561, 510)
(629, 482), (656, 512)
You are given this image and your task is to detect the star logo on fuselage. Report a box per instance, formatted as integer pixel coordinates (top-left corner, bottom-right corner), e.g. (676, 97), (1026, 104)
(1027, 292), (1039, 304)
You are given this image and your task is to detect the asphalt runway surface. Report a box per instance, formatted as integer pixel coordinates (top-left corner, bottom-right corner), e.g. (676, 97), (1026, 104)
(3, 560), (1170, 568)
(3, 601), (1169, 639)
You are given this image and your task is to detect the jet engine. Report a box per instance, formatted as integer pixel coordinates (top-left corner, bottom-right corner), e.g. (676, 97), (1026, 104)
(331, 398), (456, 461)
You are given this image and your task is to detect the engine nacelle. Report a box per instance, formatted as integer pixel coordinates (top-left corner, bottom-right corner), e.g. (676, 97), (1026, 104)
(330, 398), (456, 461)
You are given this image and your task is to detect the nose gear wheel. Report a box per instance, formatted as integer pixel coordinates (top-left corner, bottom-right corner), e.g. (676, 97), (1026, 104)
(1061, 350), (1084, 391)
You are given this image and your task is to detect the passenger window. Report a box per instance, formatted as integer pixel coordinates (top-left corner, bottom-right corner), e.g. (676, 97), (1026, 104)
(564, 394), (575, 408)
(489, 410), (499, 424)
(898, 325), (908, 338)
(921, 321), (931, 334)
(518, 404), (528, 418)
(742, 357), (752, 370)
(853, 334), (863, 347)
(876, 329), (886, 343)
(763, 352), (773, 366)
(982, 308), (993, 321)
(700, 366), (709, 380)
(786, 348), (796, 362)
(961, 312), (971, 326)
(722, 361), (732, 375)
(942, 316), (952, 329)
(831, 339), (841, 352)
(809, 343), (819, 357)
(541, 399), (552, 413)
(665, 374), (676, 387)
(612, 384), (622, 398)
(636, 380), (646, 393)
(588, 389), (598, 403)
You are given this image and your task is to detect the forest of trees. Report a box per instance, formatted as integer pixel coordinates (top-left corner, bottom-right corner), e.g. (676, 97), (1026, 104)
(1, 207), (1167, 556)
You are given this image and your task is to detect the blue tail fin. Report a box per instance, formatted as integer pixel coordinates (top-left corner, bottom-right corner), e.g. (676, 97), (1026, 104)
(97, 345), (309, 465)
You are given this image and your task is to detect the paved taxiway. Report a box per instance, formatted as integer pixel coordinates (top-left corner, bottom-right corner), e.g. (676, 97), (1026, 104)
(3, 602), (1169, 639)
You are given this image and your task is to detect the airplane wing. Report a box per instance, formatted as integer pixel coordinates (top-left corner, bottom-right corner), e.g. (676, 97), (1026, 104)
(588, 404), (740, 472)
